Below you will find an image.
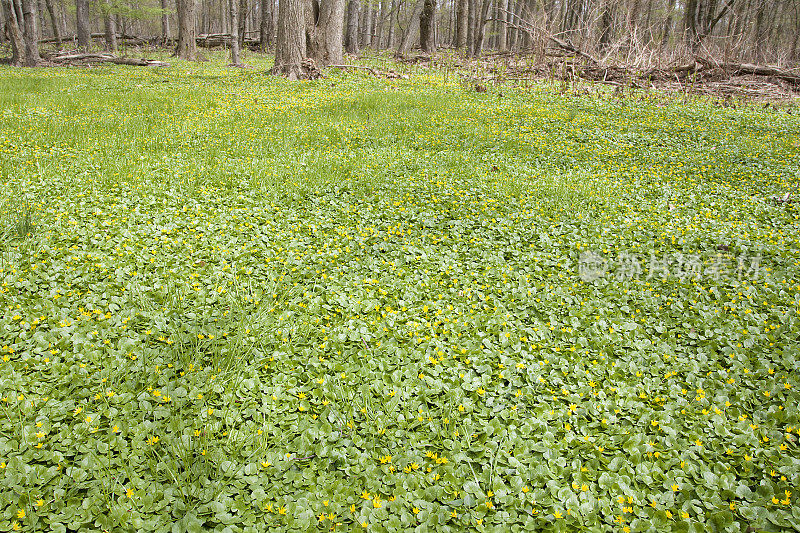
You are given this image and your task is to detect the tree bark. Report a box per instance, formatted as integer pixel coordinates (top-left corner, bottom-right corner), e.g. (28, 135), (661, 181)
(455, 0), (467, 49)
(598, 0), (613, 50)
(345, 0), (359, 53)
(229, 0), (241, 63)
(497, 0), (508, 50)
(2, 0), (24, 64)
(466, 0), (476, 53)
(161, 0), (170, 42)
(238, 0), (247, 45)
(259, 0), (272, 49)
(75, 0), (90, 48)
(272, 0), (304, 77)
(397, 0), (423, 54)
(419, 0), (435, 53)
(175, 0), (198, 59)
(102, 0), (117, 51)
(305, 0), (345, 66)
(21, 0), (40, 65)
(470, 0), (490, 56)
(43, 0), (60, 48)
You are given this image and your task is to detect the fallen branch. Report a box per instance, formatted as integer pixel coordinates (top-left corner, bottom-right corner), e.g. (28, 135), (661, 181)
(327, 64), (409, 79)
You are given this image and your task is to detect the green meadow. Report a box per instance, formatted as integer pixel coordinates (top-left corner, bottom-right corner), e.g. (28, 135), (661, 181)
(0, 54), (799, 532)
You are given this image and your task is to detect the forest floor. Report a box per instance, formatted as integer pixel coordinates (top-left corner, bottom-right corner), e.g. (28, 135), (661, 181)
(0, 52), (799, 533)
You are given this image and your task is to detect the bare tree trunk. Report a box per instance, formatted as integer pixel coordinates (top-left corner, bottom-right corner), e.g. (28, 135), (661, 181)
(345, 0), (359, 53)
(374, 0), (385, 48)
(466, 0), (476, 52)
(419, 0), (435, 52)
(273, 0), (304, 77)
(455, 0), (467, 48)
(102, 0), (117, 51)
(20, 0), (39, 65)
(387, 0), (396, 46)
(176, 0), (197, 59)
(229, 0), (241, 63)
(305, 0), (345, 66)
(75, 0), (89, 48)
(470, 0), (490, 56)
(2, 0), (24, 64)
(598, 0), (613, 50)
(238, 0), (247, 45)
(397, 0), (423, 53)
(497, 0), (507, 50)
(43, 0), (60, 48)
(161, 0), (170, 42)
(259, 0), (272, 49)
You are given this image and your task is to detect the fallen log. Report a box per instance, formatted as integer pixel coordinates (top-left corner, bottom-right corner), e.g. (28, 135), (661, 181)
(52, 52), (169, 67)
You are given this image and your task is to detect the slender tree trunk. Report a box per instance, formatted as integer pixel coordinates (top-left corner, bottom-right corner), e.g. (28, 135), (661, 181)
(43, 0), (60, 48)
(175, 0), (197, 59)
(272, 0), (304, 77)
(497, 0), (507, 50)
(345, 0), (359, 53)
(0, 0), (6, 44)
(466, 0), (475, 52)
(386, 0), (396, 46)
(161, 0), (170, 42)
(102, 0), (117, 51)
(75, 0), (89, 48)
(470, 0), (490, 56)
(599, 0), (613, 50)
(375, 0), (385, 48)
(238, 0), (247, 45)
(229, 0), (241, 63)
(419, 0), (435, 52)
(2, 0), (24, 64)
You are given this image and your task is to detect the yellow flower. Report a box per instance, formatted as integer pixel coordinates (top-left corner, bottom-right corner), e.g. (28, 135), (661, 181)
(16, 509), (25, 519)
(126, 488), (134, 498)
(554, 511), (563, 519)
(412, 507), (420, 514)
(36, 499), (44, 507)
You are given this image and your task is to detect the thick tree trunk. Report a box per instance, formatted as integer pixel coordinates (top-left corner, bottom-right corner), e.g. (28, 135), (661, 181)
(102, 0), (117, 51)
(305, 0), (345, 66)
(386, 0), (396, 47)
(344, 0), (359, 53)
(273, 0), (304, 77)
(497, 0), (507, 50)
(75, 0), (90, 48)
(374, 0), (385, 48)
(161, 0), (170, 42)
(21, 0), (40, 65)
(175, 0), (197, 59)
(2, 0), (24, 64)
(43, 0), (60, 48)
(229, 0), (241, 63)
(419, 0), (435, 53)
(466, 0), (476, 53)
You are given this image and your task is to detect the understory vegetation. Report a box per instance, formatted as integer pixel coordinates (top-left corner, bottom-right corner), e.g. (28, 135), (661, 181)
(0, 54), (799, 532)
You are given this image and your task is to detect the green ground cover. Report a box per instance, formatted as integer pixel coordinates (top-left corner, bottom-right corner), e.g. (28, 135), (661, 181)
(0, 53), (799, 532)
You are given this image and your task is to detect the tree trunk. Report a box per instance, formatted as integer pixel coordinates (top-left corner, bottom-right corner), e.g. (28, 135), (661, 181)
(43, 0), (60, 48)
(598, 0), (613, 50)
(374, 0), (385, 48)
(305, 0), (345, 66)
(419, 0), (434, 53)
(229, 0), (241, 63)
(345, 0), (359, 53)
(455, 0), (467, 49)
(2, 0), (24, 64)
(175, 0), (197, 59)
(470, 0), (490, 56)
(497, 0), (507, 50)
(259, 0), (272, 49)
(20, 0), (39, 65)
(102, 0), (117, 51)
(75, 0), (89, 48)
(161, 0), (170, 42)
(238, 0), (247, 45)
(273, 0), (304, 77)
(387, 0), (396, 46)
(397, 0), (423, 54)
(466, 0), (476, 53)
